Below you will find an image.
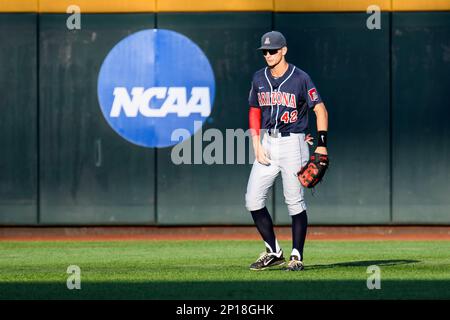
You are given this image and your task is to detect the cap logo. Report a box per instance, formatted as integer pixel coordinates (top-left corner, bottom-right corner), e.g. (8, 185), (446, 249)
(264, 37), (270, 45)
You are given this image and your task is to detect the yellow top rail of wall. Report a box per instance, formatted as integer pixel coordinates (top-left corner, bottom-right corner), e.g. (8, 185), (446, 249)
(1, 0), (449, 13)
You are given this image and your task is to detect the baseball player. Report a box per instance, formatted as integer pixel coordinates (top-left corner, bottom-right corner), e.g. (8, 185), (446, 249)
(246, 31), (329, 271)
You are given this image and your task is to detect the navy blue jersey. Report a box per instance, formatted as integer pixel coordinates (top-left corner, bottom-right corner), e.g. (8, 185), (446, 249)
(248, 64), (322, 133)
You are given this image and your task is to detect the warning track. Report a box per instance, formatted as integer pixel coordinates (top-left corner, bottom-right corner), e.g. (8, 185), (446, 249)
(0, 226), (449, 241)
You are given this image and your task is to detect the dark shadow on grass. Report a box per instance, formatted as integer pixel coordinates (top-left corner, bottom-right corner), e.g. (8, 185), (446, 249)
(306, 259), (420, 270)
(0, 279), (448, 300)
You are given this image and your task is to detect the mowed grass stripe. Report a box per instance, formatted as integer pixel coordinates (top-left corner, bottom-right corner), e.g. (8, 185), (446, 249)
(0, 240), (449, 299)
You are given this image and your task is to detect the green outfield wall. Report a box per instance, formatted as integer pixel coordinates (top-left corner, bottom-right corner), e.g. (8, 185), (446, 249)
(0, 1), (449, 225)
(0, 13), (37, 224)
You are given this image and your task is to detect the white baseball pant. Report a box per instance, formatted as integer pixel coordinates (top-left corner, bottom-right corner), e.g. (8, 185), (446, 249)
(245, 132), (310, 216)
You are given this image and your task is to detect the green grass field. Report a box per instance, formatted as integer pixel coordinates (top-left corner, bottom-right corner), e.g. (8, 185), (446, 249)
(0, 240), (449, 300)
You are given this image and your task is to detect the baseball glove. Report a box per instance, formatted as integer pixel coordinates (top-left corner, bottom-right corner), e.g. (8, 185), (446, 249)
(297, 153), (329, 188)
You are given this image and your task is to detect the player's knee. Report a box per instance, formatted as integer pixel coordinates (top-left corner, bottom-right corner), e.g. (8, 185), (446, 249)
(286, 200), (307, 216)
(245, 193), (265, 212)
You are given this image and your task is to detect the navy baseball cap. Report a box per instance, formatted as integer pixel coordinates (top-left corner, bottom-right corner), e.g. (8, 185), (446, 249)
(258, 31), (287, 50)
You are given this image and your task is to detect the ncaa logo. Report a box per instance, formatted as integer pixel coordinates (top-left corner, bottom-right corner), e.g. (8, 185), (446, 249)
(97, 29), (215, 148)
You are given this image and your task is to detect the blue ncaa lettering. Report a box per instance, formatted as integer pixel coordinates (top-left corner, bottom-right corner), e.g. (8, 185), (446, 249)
(97, 29), (215, 148)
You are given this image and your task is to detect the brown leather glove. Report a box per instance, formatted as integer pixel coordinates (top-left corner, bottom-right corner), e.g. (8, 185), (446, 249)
(297, 153), (329, 188)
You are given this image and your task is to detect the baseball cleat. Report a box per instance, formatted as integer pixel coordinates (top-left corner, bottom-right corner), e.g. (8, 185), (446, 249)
(250, 249), (285, 271)
(284, 255), (304, 271)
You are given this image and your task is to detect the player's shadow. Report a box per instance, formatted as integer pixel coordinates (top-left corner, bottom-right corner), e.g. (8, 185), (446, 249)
(305, 259), (420, 270)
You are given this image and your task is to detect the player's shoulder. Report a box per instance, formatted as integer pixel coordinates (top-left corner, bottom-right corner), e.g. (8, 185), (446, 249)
(291, 65), (312, 81)
(251, 67), (268, 82)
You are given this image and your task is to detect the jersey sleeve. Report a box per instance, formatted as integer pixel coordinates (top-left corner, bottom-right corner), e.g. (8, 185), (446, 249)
(248, 80), (260, 107)
(302, 74), (323, 109)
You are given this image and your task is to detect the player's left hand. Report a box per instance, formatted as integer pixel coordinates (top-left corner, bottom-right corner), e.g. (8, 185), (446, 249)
(314, 146), (328, 155)
(305, 135), (327, 155)
(305, 134), (314, 145)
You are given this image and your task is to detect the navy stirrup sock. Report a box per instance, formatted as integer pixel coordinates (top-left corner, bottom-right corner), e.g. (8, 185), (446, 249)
(291, 211), (308, 260)
(251, 207), (278, 253)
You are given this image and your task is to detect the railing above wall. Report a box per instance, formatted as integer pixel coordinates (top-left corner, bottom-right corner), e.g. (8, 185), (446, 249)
(1, 0), (450, 13)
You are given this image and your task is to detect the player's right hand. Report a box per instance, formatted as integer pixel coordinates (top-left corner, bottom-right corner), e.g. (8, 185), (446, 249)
(255, 145), (271, 165)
